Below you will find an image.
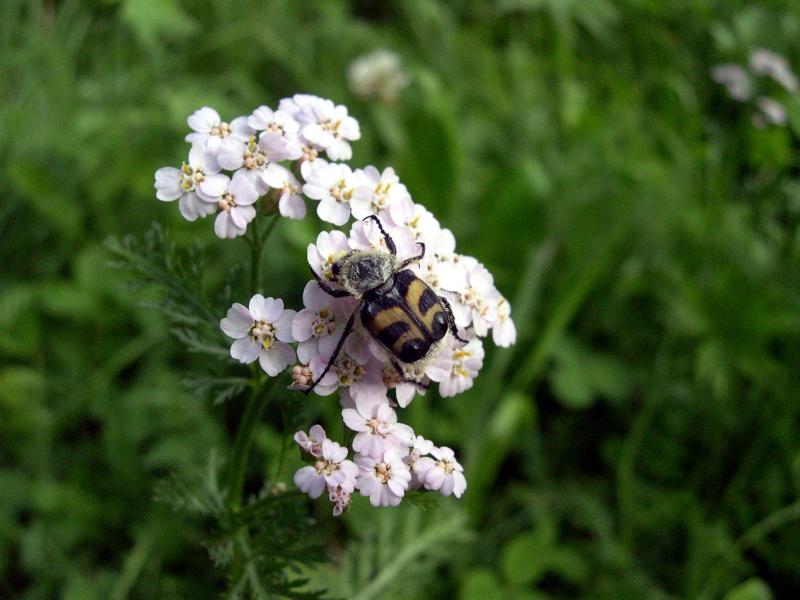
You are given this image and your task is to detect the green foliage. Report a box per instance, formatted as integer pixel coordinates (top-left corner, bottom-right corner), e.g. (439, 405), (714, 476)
(3, 0), (800, 598)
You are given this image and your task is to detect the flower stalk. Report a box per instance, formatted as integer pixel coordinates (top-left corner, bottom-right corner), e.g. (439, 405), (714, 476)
(226, 376), (278, 510)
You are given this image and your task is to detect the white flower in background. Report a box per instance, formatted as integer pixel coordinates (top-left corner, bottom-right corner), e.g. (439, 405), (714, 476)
(294, 424), (327, 458)
(296, 97), (361, 160)
(303, 162), (358, 226)
(427, 337), (485, 397)
(292, 281), (352, 364)
(711, 64), (753, 102)
(186, 108), (251, 153)
(421, 446), (466, 498)
(262, 163), (306, 219)
(355, 449), (412, 507)
(350, 166), (411, 219)
(342, 395), (414, 457)
(220, 295), (296, 376)
(492, 296), (517, 347)
(197, 170), (260, 239)
(749, 48), (799, 92)
(307, 229), (351, 283)
(154, 144), (219, 221)
(348, 49), (411, 104)
(754, 96), (788, 127)
(294, 439), (358, 499)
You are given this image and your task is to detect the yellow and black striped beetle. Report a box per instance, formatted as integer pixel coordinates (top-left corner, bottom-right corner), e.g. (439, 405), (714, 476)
(304, 215), (466, 393)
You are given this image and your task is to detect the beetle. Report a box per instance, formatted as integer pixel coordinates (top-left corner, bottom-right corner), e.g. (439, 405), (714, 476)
(304, 215), (466, 393)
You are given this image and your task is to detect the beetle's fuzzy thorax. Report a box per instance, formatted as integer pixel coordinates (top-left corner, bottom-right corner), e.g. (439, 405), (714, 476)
(332, 250), (396, 296)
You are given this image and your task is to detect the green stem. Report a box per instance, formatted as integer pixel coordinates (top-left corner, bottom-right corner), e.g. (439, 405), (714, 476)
(226, 377), (278, 510)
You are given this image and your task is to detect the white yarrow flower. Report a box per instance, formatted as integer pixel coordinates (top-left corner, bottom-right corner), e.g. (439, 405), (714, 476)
(154, 144), (219, 221)
(294, 424), (327, 458)
(421, 446), (467, 498)
(356, 450), (412, 507)
(342, 395), (414, 458)
(303, 162), (358, 226)
(297, 98), (361, 161)
(294, 439), (358, 499)
(197, 170), (260, 239)
(220, 295), (296, 376)
(348, 49), (410, 103)
(262, 163), (306, 219)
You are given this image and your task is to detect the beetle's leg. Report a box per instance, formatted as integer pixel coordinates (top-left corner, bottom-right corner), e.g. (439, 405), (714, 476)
(303, 306), (359, 394)
(391, 360), (431, 391)
(439, 295), (468, 344)
(311, 269), (352, 298)
(363, 215), (397, 256)
(397, 242), (426, 270)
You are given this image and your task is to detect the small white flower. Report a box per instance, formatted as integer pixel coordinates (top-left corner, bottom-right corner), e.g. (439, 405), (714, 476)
(348, 216), (416, 261)
(197, 170), (260, 239)
(154, 144), (219, 221)
(403, 435), (435, 489)
(294, 439), (358, 499)
(350, 166), (411, 219)
(307, 229), (351, 283)
(294, 424), (327, 457)
(755, 96), (787, 127)
(421, 446), (466, 498)
(328, 485), (352, 516)
(355, 449), (412, 507)
(427, 337), (484, 398)
(348, 49), (410, 104)
(342, 395), (414, 458)
(292, 281), (352, 364)
(249, 105), (304, 161)
(492, 296), (517, 347)
(749, 48), (799, 92)
(186, 108), (251, 153)
(220, 295), (296, 376)
(277, 93), (326, 118)
(262, 163), (306, 219)
(711, 64), (753, 102)
(303, 162), (358, 226)
(296, 97), (361, 161)
(217, 135), (269, 194)
(293, 359), (338, 396)
(459, 258), (501, 335)
(381, 364), (423, 408)
(386, 197), (441, 245)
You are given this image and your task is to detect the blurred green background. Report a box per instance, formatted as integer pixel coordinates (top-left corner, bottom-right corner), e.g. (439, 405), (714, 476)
(4, 0), (800, 598)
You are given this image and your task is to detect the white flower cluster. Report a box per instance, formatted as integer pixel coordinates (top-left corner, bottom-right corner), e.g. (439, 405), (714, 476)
(154, 95), (361, 237)
(348, 49), (411, 104)
(712, 48), (798, 128)
(158, 93), (515, 514)
(293, 420), (465, 515)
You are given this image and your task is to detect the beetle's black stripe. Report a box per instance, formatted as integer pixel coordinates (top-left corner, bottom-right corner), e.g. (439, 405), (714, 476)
(418, 287), (438, 314)
(393, 270), (415, 296)
(375, 319), (411, 348)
